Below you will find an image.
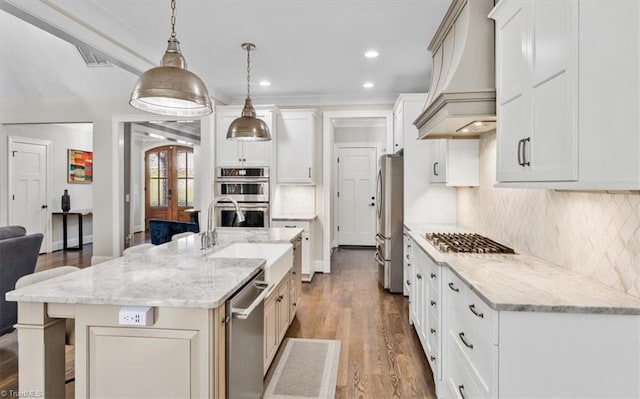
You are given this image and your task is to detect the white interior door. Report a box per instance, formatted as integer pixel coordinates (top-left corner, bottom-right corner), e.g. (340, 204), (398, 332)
(337, 147), (377, 246)
(9, 139), (49, 253)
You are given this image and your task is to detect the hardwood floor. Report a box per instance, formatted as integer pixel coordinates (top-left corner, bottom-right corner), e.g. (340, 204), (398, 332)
(286, 247), (436, 398)
(1, 244), (435, 398)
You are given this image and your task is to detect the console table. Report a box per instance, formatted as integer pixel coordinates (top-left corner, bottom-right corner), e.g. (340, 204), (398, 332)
(52, 209), (92, 250)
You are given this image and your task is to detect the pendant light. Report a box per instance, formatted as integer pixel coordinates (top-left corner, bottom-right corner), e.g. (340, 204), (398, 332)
(226, 43), (272, 141)
(129, 0), (212, 117)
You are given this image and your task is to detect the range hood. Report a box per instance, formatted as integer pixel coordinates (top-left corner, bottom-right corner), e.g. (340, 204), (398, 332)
(414, 0), (496, 139)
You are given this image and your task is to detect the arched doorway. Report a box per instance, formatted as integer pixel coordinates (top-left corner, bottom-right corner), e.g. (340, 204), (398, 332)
(144, 145), (194, 229)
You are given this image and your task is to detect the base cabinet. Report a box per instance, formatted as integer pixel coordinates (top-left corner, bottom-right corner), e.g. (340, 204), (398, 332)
(264, 273), (291, 374)
(272, 220), (314, 281)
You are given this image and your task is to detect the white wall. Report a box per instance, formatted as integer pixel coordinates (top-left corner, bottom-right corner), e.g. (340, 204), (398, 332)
(2, 123), (94, 250)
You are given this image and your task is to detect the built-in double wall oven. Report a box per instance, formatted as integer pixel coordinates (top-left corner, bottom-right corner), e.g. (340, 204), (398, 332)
(215, 167), (270, 228)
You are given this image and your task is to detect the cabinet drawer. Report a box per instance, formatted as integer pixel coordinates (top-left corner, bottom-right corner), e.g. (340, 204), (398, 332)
(272, 220), (310, 231)
(448, 304), (497, 397)
(445, 338), (487, 399)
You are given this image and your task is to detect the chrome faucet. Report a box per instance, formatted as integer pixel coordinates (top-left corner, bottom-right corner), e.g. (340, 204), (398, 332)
(201, 196), (245, 250)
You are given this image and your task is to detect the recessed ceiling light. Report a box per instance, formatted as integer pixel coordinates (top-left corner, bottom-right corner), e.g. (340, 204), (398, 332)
(474, 121), (484, 127)
(363, 82), (375, 88)
(259, 80), (271, 87)
(365, 50), (379, 58)
(461, 128), (470, 133)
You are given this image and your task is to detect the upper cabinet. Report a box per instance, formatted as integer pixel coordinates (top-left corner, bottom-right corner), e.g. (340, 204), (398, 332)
(392, 94), (426, 153)
(276, 110), (316, 184)
(216, 106), (274, 167)
(428, 139), (479, 187)
(490, 0), (640, 190)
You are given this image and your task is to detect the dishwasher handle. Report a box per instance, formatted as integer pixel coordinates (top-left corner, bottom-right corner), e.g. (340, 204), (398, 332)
(231, 280), (272, 320)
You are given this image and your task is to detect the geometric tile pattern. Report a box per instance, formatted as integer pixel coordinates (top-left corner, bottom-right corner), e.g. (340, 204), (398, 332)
(457, 134), (640, 298)
(272, 185), (316, 216)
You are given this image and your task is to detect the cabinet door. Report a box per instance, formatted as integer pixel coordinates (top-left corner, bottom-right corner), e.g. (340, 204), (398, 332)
(529, 0), (578, 181)
(393, 107), (404, 153)
(264, 293), (278, 372)
(277, 277), (291, 343)
(242, 111), (273, 167)
(216, 113), (243, 166)
(495, 0), (532, 182)
(277, 111), (314, 183)
(429, 140), (447, 183)
(301, 232), (311, 276)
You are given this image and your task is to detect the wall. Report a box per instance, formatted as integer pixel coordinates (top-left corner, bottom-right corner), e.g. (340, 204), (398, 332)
(2, 123), (93, 250)
(457, 133), (640, 298)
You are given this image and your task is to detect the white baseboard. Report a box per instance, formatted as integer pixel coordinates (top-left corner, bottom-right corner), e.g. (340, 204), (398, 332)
(91, 256), (113, 265)
(52, 235), (93, 251)
(330, 237), (338, 250)
(315, 260), (329, 274)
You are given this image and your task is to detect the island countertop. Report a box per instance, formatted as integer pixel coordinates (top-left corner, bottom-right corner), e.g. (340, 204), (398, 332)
(404, 223), (640, 315)
(6, 227), (303, 309)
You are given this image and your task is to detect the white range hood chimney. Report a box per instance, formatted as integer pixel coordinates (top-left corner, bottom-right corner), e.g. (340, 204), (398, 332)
(414, 0), (496, 139)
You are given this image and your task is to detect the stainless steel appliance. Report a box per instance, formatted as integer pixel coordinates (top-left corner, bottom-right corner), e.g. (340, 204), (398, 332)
(216, 167), (269, 202)
(425, 232), (515, 254)
(226, 269), (270, 399)
(215, 167), (270, 228)
(375, 153), (404, 293)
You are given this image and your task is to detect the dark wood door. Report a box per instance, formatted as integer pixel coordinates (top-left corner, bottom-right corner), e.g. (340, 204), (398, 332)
(145, 145), (194, 229)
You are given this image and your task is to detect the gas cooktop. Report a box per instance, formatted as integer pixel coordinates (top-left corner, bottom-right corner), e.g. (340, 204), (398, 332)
(425, 233), (515, 254)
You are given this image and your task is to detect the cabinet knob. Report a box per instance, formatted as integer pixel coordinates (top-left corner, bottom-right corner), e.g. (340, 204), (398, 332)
(430, 273), (436, 279)
(430, 328), (436, 335)
(406, 280), (411, 286)
(430, 300), (436, 307)
(416, 274), (422, 280)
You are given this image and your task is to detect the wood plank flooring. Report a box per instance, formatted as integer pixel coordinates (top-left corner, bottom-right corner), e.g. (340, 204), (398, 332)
(0, 243), (436, 398)
(285, 247), (436, 398)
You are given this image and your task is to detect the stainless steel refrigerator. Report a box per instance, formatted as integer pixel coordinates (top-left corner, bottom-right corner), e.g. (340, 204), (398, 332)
(375, 153), (403, 293)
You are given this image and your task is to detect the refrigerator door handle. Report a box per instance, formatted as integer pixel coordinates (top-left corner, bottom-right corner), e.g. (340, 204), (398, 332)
(376, 233), (385, 246)
(374, 251), (385, 265)
(376, 169), (382, 219)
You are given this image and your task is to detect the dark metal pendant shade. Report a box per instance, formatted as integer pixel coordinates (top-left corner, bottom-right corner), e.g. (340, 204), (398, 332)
(227, 42), (271, 141)
(226, 98), (271, 141)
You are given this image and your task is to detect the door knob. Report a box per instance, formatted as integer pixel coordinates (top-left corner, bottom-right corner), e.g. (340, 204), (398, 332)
(41, 205), (48, 209)
(371, 196), (375, 200)
(369, 203), (375, 206)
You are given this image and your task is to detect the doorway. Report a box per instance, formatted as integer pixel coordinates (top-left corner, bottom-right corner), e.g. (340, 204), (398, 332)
(336, 146), (377, 246)
(144, 145), (194, 229)
(8, 136), (51, 253)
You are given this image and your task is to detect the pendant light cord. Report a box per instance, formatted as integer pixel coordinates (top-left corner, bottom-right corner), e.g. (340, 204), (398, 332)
(170, 0), (177, 39)
(246, 45), (252, 99)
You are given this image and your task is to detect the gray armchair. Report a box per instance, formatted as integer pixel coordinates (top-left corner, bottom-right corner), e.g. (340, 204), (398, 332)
(0, 226), (43, 335)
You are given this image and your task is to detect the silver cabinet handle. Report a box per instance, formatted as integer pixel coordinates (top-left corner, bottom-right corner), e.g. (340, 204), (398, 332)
(448, 282), (459, 292)
(517, 139), (524, 166)
(469, 304), (484, 318)
(406, 254), (411, 260)
(308, 167), (311, 178)
(430, 328), (436, 335)
(406, 280), (411, 286)
(416, 274), (422, 280)
(458, 332), (474, 349)
(458, 385), (466, 399)
(430, 300), (436, 307)
(430, 273), (436, 279)
(430, 355), (436, 362)
(433, 162), (439, 176)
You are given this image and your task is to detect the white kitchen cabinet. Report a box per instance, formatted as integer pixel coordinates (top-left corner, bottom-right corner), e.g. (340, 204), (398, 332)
(272, 219), (314, 281)
(392, 93), (426, 153)
(441, 267), (640, 399)
(490, 0), (640, 189)
(428, 139), (479, 187)
(216, 106), (274, 167)
(264, 272), (291, 374)
(276, 110), (315, 184)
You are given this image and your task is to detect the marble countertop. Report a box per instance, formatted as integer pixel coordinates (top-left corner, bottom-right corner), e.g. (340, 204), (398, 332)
(6, 228), (304, 309)
(272, 214), (318, 221)
(404, 223), (640, 315)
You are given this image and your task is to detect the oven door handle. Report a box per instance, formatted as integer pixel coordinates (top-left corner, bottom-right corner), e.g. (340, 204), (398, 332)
(374, 251), (385, 265)
(216, 178), (269, 183)
(231, 281), (272, 320)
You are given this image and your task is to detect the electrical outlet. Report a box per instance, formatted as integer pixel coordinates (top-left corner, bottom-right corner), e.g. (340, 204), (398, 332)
(118, 306), (154, 326)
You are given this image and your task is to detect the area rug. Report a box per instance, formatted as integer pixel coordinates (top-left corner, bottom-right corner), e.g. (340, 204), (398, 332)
(263, 338), (341, 399)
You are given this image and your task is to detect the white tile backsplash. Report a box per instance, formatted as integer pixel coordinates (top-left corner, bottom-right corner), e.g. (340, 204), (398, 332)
(272, 185), (316, 216)
(457, 133), (640, 298)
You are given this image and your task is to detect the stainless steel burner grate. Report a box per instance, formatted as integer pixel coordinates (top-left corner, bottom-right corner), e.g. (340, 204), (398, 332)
(425, 233), (515, 254)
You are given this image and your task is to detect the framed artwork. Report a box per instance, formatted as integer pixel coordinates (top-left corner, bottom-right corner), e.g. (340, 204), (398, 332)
(68, 149), (93, 183)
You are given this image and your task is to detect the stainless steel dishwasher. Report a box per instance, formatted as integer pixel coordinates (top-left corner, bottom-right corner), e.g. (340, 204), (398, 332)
(226, 270), (270, 398)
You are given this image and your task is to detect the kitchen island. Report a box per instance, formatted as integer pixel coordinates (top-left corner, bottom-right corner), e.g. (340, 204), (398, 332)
(6, 227), (303, 399)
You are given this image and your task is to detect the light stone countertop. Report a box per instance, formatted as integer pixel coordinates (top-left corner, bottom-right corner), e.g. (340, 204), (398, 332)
(272, 214), (318, 221)
(6, 228), (304, 309)
(404, 223), (640, 315)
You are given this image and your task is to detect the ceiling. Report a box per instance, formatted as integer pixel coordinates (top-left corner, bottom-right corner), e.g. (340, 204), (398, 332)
(1, 0), (452, 106)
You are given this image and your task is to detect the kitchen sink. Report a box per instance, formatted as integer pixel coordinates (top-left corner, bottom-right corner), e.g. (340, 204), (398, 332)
(209, 243), (293, 286)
